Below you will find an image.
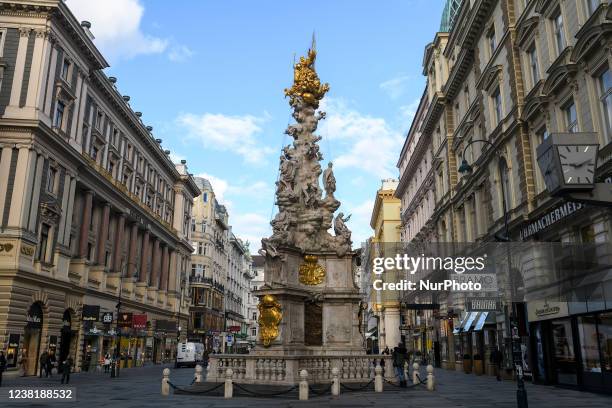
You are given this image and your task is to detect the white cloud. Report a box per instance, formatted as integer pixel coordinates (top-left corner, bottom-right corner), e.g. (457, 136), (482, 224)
(168, 151), (184, 164)
(66, 0), (168, 62)
(380, 75), (412, 99)
(399, 97), (421, 122)
(230, 212), (270, 251)
(168, 45), (194, 62)
(345, 199), (375, 246)
(319, 98), (403, 178)
(177, 112), (274, 164)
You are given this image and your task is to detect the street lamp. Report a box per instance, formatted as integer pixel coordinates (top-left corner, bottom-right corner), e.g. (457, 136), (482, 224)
(459, 139), (528, 408)
(174, 277), (186, 368)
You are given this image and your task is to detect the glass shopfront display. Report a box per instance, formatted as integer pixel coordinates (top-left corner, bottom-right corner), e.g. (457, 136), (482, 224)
(551, 318), (577, 385)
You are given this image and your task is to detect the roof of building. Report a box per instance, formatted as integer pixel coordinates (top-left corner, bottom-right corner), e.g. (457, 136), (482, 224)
(193, 176), (213, 191)
(440, 0), (463, 32)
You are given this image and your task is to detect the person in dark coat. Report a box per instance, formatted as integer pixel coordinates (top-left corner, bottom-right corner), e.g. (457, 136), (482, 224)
(490, 346), (503, 381)
(46, 353), (55, 377)
(0, 351), (7, 386)
(61, 357), (73, 384)
(39, 351), (48, 378)
(392, 343), (408, 387)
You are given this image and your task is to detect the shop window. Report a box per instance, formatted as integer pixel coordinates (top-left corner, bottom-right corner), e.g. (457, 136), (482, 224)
(599, 312), (612, 371)
(578, 315), (601, 372)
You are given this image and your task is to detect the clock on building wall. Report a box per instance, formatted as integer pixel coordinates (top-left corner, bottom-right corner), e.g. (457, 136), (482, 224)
(536, 133), (599, 195)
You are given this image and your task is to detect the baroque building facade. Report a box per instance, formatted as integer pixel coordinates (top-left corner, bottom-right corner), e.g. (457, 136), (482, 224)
(246, 254), (264, 347)
(0, 0), (199, 374)
(397, 0), (612, 393)
(188, 176), (252, 352)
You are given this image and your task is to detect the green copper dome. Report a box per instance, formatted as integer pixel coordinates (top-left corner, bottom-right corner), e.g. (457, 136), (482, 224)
(440, 0), (463, 32)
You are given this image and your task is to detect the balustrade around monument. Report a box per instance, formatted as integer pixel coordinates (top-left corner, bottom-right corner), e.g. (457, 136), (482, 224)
(208, 354), (394, 385)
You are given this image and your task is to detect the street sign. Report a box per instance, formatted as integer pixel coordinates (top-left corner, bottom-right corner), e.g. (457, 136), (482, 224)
(226, 334), (234, 345)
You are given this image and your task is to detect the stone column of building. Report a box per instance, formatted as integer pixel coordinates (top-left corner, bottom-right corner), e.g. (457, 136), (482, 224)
(168, 250), (177, 292)
(150, 238), (161, 287)
(96, 203), (110, 265)
(384, 307), (401, 349)
(139, 229), (150, 283)
(160, 244), (169, 291)
(127, 222), (139, 278)
(112, 212), (126, 273)
(78, 190), (94, 259)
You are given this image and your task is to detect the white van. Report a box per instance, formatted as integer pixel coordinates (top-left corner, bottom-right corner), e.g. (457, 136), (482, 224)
(175, 342), (205, 368)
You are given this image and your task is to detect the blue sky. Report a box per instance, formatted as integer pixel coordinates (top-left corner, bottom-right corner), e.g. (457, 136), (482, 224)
(66, 0), (445, 248)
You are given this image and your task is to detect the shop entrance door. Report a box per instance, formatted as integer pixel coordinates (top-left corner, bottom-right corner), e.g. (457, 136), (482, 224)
(551, 318), (578, 385)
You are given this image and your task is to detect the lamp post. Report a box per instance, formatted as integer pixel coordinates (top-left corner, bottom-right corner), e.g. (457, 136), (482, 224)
(174, 277), (185, 368)
(458, 139), (528, 408)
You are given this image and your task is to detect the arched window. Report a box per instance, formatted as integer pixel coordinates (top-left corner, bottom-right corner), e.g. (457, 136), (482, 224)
(498, 157), (511, 213)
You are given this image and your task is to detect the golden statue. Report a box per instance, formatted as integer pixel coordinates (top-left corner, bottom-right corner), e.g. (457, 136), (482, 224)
(299, 255), (326, 285)
(257, 294), (283, 347)
(284, 39), (329, 107)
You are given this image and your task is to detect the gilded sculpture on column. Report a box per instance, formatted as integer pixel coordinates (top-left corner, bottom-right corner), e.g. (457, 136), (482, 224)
(299, 255), (326, 285)
(257, 294), (283, 347)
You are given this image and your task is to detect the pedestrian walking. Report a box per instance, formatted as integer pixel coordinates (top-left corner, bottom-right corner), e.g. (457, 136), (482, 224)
(104, 354), (111, 373)
(39, 351), (48, 378)
(47, 353), (56, 377)
(392, 342), (408, 387)
(60, 357), (73, 384)
(19, 349), (27, 376)
(491, 346), (503, 381)
(0, 351), (7, 387)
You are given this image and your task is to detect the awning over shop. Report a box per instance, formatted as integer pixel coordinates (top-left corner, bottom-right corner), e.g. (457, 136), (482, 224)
(452, 313), (468, 334)
(461, 312), (479, 333)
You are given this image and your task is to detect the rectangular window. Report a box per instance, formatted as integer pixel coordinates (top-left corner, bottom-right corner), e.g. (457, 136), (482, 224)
(54, 101), (65, 129)
(492, 87), (502, 125)
(91, 146), (98, 161)
(553, 10), (566, 54)
(588, 0), (600, 15)
(487, 26), (496, 57)
(599, 68), (612, 141)
(38, 224), (50, 262)
(47, 167), (57, 193)
(528, 45), (539, 84)
(61, 58), (71, 81)
(564, 99), (578, 133)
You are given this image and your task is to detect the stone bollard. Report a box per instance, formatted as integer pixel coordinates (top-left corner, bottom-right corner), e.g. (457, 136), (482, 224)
(331, 367), (340, 396)
(224, 368), (233, 399)
(161, 368), (170, 396)
(427, 365), (435, 391)
(299, 369), (309, 401)
(374, 363), (383, 393)
(412, 362), (420, 385)
(194, 364), (203, 383)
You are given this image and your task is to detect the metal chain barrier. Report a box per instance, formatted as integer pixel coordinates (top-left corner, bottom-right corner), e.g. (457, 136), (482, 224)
(339, 378), (375, 392)
(167, 380), (225, 394)
(308, 382), (333, 396)
(232, 382), (298, 398)
(383, 374), (427, 389)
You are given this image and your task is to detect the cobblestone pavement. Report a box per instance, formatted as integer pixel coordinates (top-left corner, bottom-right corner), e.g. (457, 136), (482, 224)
(0, 363), (611, 407)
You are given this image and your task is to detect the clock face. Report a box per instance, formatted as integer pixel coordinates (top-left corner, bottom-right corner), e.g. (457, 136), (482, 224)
(556, 145), (596, 185)
(539, 147), (559, 191)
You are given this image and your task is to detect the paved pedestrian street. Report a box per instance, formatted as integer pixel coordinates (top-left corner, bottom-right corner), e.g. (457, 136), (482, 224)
(1, 364), (611, 408)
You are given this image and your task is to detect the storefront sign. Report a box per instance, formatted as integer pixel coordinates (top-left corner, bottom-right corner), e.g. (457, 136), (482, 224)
(519, 201), (585, 240)
(82, 305), (100, 321)
(527, 300), (569, 322)
(133, 314), (147, 329)
(8, 333), (20, 348)
(466, 297), (501, 312)
(101, 312), (114, 324)
(117, 312), (133, 328)
(228, 325), (241, 333)
(156, 320), (177, 332)
(26, 305), (43, 328)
